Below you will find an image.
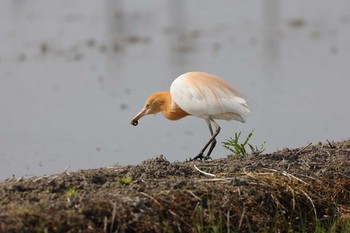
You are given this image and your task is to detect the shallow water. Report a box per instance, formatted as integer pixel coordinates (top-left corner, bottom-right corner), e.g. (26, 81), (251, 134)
(1, 0), (350, 180)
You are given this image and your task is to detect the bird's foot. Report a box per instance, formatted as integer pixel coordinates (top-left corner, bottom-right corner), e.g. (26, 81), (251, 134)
(190, 153), (212, 161)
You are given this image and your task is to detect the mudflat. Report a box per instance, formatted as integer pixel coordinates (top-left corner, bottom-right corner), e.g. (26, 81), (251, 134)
(1, 140), (350, 232)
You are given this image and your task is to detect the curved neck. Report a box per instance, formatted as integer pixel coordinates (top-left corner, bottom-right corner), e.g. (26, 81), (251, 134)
(160, 92), (189, 120)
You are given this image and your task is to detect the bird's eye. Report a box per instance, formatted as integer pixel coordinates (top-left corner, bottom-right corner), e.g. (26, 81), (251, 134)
(145, 103), (151, 108)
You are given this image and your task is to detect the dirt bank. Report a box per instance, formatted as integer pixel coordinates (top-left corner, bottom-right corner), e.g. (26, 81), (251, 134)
(1, 140), (350, 232)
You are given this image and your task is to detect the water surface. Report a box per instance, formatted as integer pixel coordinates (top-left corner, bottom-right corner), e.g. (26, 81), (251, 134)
(1, 0), (350, 179)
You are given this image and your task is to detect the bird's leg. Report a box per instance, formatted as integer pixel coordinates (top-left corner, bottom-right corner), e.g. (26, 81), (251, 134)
(205, 120), (219, 159)
(191, 117), (221, 160)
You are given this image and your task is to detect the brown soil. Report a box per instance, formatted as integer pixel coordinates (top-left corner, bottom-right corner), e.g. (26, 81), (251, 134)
(1, 140), (350, 233)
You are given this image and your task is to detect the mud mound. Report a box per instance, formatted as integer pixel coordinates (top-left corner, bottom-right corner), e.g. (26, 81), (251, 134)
(1, 140), (350, 232)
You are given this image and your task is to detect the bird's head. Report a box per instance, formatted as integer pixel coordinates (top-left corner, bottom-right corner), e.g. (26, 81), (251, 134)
(131, 92), (166, 126)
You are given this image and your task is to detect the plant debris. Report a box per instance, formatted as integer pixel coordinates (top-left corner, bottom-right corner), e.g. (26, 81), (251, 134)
(1, 140), (350, 232)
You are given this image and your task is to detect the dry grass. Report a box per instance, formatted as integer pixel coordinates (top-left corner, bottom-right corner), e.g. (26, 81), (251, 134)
(0, 140), (350, 232)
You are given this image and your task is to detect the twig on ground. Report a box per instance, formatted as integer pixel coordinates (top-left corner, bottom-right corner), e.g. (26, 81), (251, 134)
(63, 165), (70, 175)
(191, 202), (201, 219)
(140, 192), (163, 206)
(197, 178), (232, 183)
(196, 177), (247, 184)
(286, 184), (296, 210)
(33, 175), (50, 182)
(271, 193), (288, 212)
(300, 189), (317, 220)
(282, 171), (307, 185)
(327, 139), (336, 149)
(243, 172), (273, 187)
(238, 206), (246, 230)
(109, 202), (117, 233)
(48, 175), (58, 184)
(296, 142), (312, 155)
(263, 168), (307, 185)
(227, 210), (230, 233)
(185, 190), (201, 201)
(194, 164), (216, 177)
(103, 216), (108, 233)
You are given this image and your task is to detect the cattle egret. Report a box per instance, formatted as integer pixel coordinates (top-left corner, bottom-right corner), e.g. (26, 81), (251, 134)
(131, 72), (251, 160)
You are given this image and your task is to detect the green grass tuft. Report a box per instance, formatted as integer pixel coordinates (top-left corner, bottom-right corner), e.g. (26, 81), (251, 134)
(64, 188), (78, 197)
(117, 177), (133, 185)
(222, 129), (266, 158)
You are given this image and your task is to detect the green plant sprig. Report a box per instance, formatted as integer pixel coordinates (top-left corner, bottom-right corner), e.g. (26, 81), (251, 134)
(222, 129), (265, 158)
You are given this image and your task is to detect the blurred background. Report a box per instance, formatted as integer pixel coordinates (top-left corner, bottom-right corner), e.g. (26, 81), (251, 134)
(1, 0), (350, 180)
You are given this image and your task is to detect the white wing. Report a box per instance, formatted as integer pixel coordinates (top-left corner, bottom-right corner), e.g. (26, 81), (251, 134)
(170, 72), (250, 122)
